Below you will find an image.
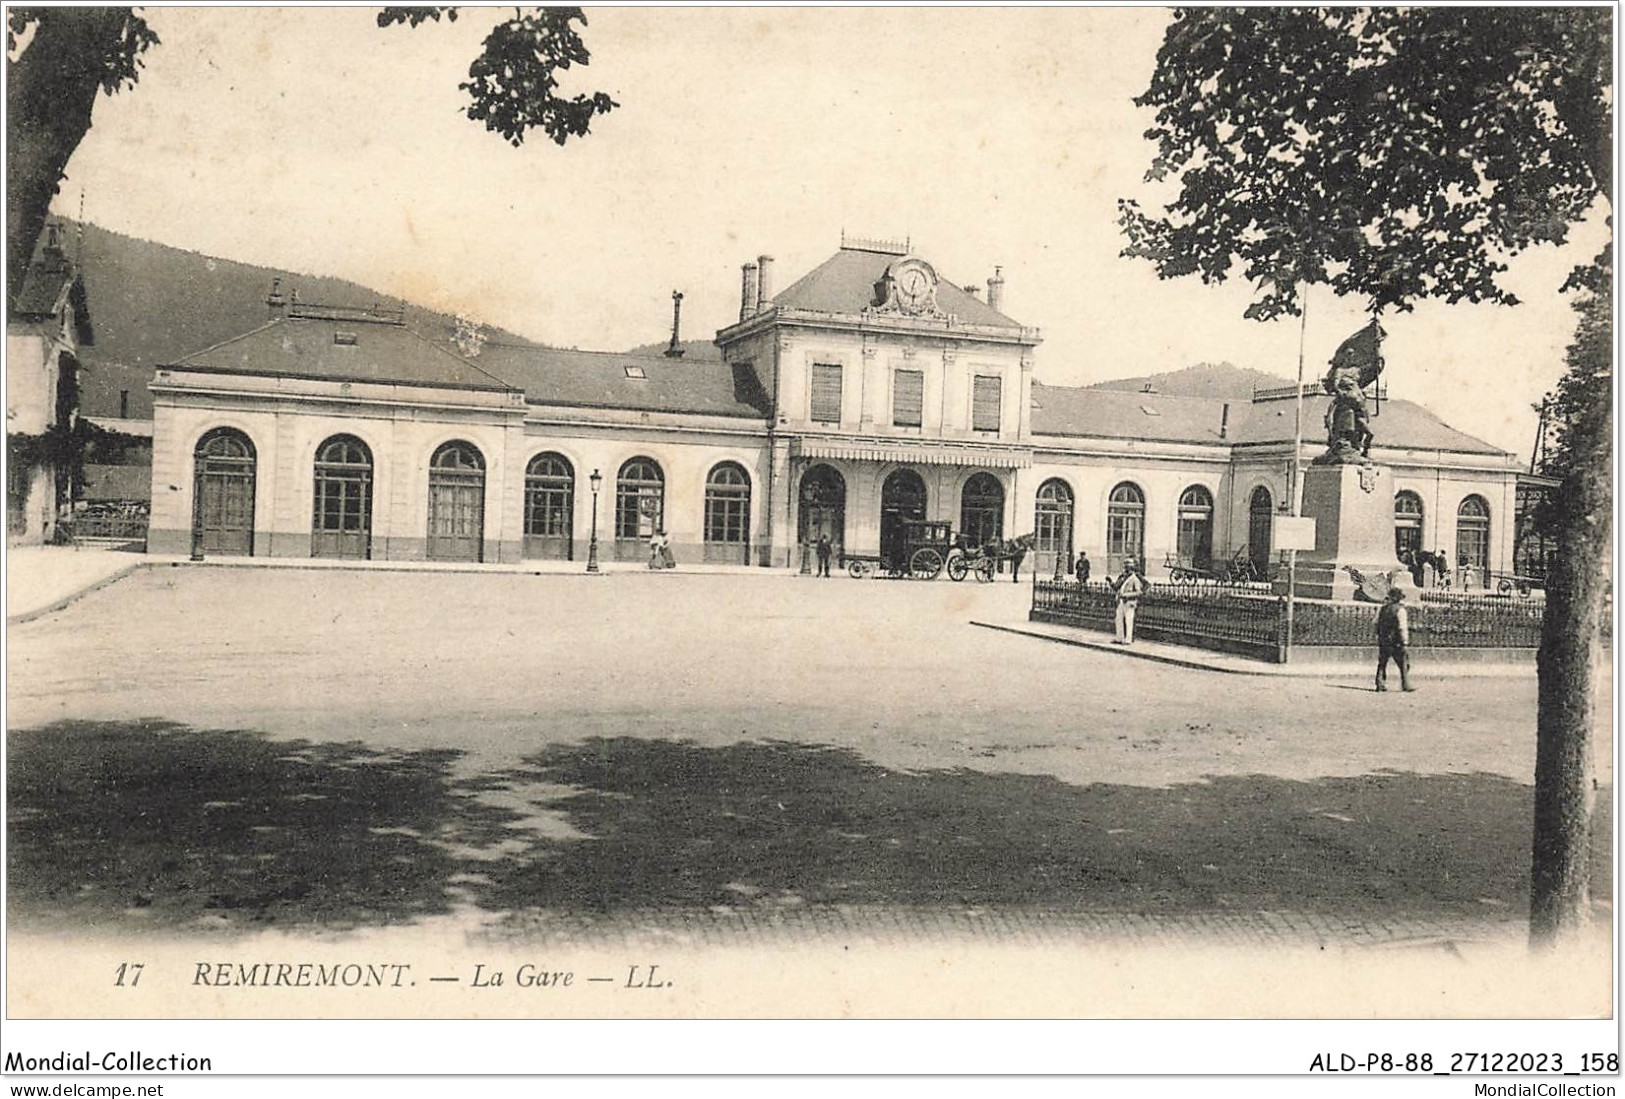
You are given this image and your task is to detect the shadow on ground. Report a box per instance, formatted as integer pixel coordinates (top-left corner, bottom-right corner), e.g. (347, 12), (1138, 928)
(6, 722), (1613, 933)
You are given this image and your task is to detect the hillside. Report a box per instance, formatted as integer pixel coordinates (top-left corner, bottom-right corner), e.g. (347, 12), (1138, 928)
(1087, 361), (1294, 399)
(54, 221), (536, 420)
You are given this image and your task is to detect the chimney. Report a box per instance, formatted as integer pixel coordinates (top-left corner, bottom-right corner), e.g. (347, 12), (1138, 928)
(740, 263), (758, 322)
(756, 254), (775, 313)
(42, 222), (63, 255)
(1220, 401), (1230, 439)
(665, 290), (685, 358)
(986, 266), (1005, 312)
(266, 277), (287, 320)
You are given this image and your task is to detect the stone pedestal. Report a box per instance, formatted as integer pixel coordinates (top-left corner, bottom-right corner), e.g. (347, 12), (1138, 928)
(1282, 462), (1405, 601)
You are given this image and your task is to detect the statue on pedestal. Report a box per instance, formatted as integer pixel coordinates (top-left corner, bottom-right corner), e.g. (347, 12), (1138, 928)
(1314, 318), (1385, 466)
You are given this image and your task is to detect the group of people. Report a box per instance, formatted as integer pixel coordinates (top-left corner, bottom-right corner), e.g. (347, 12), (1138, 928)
(647, 530), (676, 570)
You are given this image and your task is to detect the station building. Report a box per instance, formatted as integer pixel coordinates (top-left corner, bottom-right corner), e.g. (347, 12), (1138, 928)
(147, 238), (1524, 584)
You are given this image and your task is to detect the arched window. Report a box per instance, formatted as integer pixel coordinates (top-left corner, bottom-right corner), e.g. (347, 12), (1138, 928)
(1033, 479), (1074, 566)
(1248, 486), (1274, 572)
(960, 472), (1005, 549)
(615, 457), (665, 558)
(312, 434), (372, 559)
(427, 441), (485, 562)
(1106, 482), (1145, 574)
(524, 452), (574, 560)
(193, 428), (256, 556)
(1456, 495), (1491, 587)
(1394, 490), (1424, 561)
(1176, 485), (1214, 571)
(703, 462), (751, 563)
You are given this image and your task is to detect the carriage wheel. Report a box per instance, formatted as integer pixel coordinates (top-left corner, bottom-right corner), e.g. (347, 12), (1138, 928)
(1171, 568), (1190, 584)
(847, 560), (870, 580)
(1517, 580), (1533, 598)
(909, 547), (944, 580)
(946, 555), (968, 582)
(973, 558), (996, 583)
(1497, 578), (1513, 595)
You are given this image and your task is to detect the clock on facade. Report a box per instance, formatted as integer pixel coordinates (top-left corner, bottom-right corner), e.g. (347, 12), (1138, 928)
(881, 258), (939, 316)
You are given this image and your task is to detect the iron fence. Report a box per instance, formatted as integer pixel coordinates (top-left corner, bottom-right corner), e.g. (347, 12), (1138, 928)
(1032, 579), (1548, 661)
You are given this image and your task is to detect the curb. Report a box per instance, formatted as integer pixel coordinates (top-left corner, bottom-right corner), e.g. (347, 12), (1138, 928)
(6, 561), (150, 626)
(970, 620), (1272, 675)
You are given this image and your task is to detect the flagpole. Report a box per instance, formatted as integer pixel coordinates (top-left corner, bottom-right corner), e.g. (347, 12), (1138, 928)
(1285, 289), (1308, 664)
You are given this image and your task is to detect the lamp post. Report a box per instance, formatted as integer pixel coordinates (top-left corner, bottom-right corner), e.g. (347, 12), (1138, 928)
(586, 468), (602, 574)
(1052, 499), (1072, 582)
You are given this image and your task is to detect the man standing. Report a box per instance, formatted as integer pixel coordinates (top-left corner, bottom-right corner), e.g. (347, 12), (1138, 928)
(1074, 550), (1091, 585)
(1111, 559), (1145, 644)
(815, 533), (832, 578)
(1008, 539), (1026, 583)
(1375, 586), (1414, 692)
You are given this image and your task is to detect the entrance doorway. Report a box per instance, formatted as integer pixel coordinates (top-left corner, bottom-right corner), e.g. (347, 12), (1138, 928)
(427, 441), (485, 561)
(798, 464), (846, 559)
(1248, 486), (1274, 573)
(312, 435), (372, 559)
(960, 472), (1005, 548)
(193, 428), (256, 556)
(879, 468), (927, 567)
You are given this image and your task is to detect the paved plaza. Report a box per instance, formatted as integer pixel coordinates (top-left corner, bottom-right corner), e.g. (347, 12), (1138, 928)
(7, 561), (1609, 936)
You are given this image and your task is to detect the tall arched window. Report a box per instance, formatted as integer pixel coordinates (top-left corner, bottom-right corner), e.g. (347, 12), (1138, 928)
(959, 472), (1005, 549)
(1033, 479), (1074, 570)
(1176, 485), (1214, 571)
(524, 452), (574, 560)
(615, 457), (664, 560)
(312, 434), (372, 559)
(1106, 482), (1145, 574)
(703, 462), (751, 564)
(1456, 495), (1491, 588)
(1248, 486), (1274, 572)
(1394, 490), (1424, 561)
(427, 441), (485, 562)
(193, 428), (256, 557)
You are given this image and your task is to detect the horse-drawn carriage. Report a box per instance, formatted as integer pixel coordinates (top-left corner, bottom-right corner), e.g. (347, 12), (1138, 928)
(844, 522), (1035, 582)
(1164, 548), (1269, 585)
(845, 519), (957, 580)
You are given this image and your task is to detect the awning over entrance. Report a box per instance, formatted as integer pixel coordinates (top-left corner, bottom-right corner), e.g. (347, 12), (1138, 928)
(791, 437), (1032, 469)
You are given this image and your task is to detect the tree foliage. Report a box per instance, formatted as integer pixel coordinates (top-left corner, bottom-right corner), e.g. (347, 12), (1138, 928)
(1120, 8), (1610, 320)
(6, 7), (618, 316)
(377, 7), (616, 147)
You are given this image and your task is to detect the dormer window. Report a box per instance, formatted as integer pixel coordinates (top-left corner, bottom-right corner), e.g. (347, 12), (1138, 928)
(333, 332), (358, 346)
(624, 365), (647, 379)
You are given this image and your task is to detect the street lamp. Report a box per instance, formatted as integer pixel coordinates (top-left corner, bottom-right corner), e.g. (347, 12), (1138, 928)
(586, 468), (602, 574)
(1052, 498), (1072, 582)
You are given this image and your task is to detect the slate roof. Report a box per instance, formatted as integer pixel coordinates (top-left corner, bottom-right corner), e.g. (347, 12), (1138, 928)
(473, 341), (772, 418)
(13, 248), (76, 317)
(1032, 381), (1505, 456)
(177, 316), (514, 391)
(1231, 394), (1505, 454)
(772, 247), (1023, 328)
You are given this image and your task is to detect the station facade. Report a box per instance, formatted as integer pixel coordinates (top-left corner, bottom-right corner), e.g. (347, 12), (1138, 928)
(148, 239), (1523, 585)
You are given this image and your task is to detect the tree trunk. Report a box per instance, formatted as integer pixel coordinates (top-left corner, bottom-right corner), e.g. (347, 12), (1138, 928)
(1530, 406), (1611, 947)
(6, 9), (133, 315)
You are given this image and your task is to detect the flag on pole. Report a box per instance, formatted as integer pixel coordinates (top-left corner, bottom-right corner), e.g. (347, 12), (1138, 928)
(1330, 318), (1385, 388)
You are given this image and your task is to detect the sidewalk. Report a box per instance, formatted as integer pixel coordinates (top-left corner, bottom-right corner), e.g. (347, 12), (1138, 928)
(972, 616), (1540, 678)
(3, 545), (800, 624)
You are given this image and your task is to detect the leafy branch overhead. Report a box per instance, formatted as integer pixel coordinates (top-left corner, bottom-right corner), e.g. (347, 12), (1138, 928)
(378, 6), (618, 147)
(1119, 8), (1610, 320)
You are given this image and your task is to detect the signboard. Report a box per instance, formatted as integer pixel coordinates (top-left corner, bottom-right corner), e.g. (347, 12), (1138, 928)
(1273, 515), (1318, 552)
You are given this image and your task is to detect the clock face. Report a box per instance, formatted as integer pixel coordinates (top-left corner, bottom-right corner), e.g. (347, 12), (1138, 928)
(895, 266), (931, 311)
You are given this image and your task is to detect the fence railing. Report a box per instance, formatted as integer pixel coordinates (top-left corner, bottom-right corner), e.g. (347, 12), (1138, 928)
(1032, 579), (1548, 662)
(60, 514), (148, 545)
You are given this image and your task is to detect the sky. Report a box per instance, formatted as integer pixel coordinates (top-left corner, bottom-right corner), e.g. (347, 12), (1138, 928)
(49, 6), (1612, 461)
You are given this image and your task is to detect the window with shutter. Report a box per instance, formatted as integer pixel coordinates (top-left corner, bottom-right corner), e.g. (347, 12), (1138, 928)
(892, 369), (924, 427)
(972, 375), (1002, 432)
(810, 363), (843, 424)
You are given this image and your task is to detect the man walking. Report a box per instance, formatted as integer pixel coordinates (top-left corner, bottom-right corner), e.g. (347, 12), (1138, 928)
(1375, 586), (1414, 692)
(1111, 559), (1145, 644)
(815, 533), (832, 578)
